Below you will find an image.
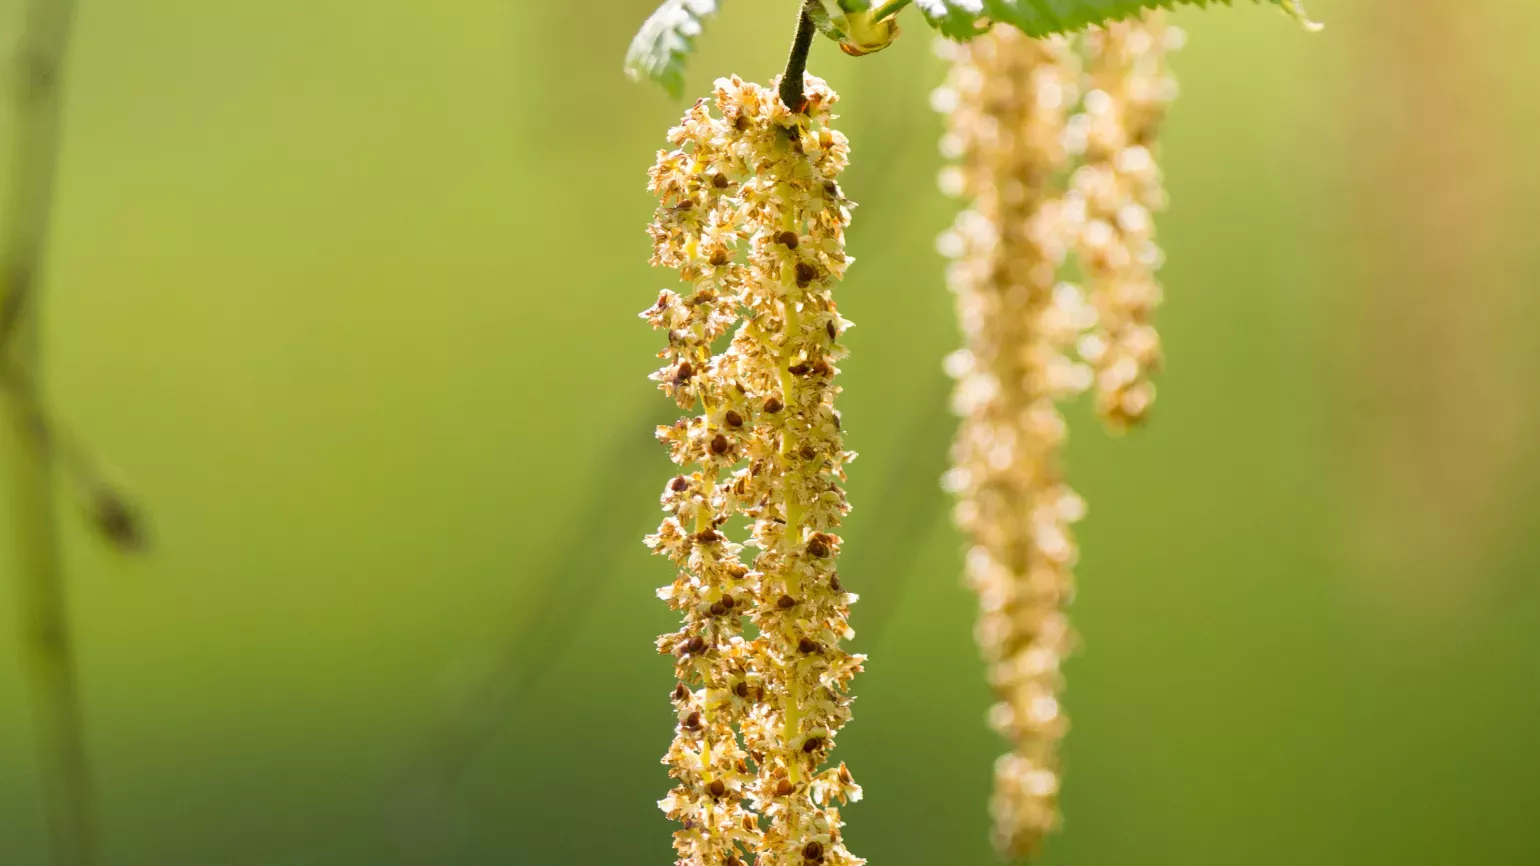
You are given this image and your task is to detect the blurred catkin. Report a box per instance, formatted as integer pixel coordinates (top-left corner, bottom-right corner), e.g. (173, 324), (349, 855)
(935, 29), (1091, 859)
(1066, 15), (1181, 431)
(935, 15), (1183, 856)
(644, 75), (863, 866)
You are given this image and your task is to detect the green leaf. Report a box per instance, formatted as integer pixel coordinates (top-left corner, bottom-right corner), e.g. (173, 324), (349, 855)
(915, 0), (1321, 41)
(836, 0), (874, 11)
(914, 0), (990, 39)
(623, 0), (723, 99)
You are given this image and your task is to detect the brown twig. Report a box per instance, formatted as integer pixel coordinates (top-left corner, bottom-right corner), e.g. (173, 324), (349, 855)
(779, 2), (818, 112)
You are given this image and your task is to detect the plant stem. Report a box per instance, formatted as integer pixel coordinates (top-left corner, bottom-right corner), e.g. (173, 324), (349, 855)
(779, 2), (818, 113)
(2, 2), (98, 866)
(872, 0), (912, 21)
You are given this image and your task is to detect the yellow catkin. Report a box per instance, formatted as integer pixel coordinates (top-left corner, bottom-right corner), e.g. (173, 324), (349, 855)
(644, 74), (863, 866)
(935, 29), (1091, 859)
(1068, 14), (1182, 431)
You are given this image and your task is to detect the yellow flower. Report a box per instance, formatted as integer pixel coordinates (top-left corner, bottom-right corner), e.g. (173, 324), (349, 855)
(644, 73), (862, 866)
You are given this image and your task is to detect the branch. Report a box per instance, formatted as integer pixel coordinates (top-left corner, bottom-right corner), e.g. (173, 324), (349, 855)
(1, 3), (100, 866)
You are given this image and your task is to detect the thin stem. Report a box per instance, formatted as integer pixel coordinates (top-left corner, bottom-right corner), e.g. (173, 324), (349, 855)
(387, 404), (667, 851)
(872, 0), (912, 21)
(0, 367), (146, 551)
(779, 2), (818, 113)
(2, 2), (98, 866)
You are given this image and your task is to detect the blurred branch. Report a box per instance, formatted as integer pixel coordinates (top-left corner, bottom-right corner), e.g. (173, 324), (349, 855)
(388, 400), (667, 850)
(850, 371), (953, 647)
(1, 2), (100, 866)
(1, 366), (149, 552)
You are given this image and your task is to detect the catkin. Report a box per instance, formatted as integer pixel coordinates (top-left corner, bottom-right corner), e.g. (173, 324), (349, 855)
(935, 29), (1091, 859)
(644, 74), (863, 866)
(1067, 14), (1182, 431)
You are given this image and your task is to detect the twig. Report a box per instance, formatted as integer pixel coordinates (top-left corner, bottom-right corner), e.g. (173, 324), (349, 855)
(779, 2), (818, 113)
(387, 402), (668, 853)
(1, 2), (99, 866)
(0, 366), (147, 551)
(853, 372), (954, 647)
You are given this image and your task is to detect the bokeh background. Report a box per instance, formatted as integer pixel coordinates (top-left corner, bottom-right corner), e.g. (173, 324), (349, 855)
(3, 1), (1539, 864)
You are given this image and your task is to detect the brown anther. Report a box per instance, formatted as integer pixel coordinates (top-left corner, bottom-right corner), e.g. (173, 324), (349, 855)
(798, 638), (820, 654)
(733, 681), (750, 699)
(726, 857), (742, 866)
(788, 363), (811, 376)
(672, 683), (689, 702)
(710, 434), (730, 456)
(838, 763), (853, 784)
(674, 361), (694, 383)
(811, 360), (831, 377)
(802, 737), (823, 753)
(800, 445), (817, 460)
(776, 231), (800, 249)
(684, 635), (707, 655)
(763, 397), (784, 414)
(727, 564), (749, 580)
(775, 780), (796, 797)
(670, 476), (689, 492)
(823, 181), (841, 199)
(724, 410), (744, 428)
(683, 711), (702, 730)
(720, 593), (736, 608)
(826, 321), (837, 339)
(676, 199), (694, 211)
(777, 595), (796, 610)
(734, 115), (749, 132)
(707, 779), (727, 798)
(709, 249), (730, 267)
(795, 262), (817, 285)
(712, 173), (730, 189)
(695, 529), (720, 544)
(830, 573), (843, 592)
(806, 538), (829, 558)
(709, 602), (727, 617)
(803, 841), (824, 861)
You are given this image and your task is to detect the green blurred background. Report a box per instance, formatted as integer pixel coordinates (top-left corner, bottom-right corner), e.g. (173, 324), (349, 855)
(3, 1), (1539, 864)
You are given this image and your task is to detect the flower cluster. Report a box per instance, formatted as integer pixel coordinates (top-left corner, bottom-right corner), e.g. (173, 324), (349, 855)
(1067, 14), (1183, 431)
(935, 13), (1183, 858)
(934, 28), (1089, 859)
(644, 74), (864, 866)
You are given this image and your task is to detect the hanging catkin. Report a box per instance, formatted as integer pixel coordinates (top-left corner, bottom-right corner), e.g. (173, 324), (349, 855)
(645, 74), (864, 866)
(1068, 14), (1182, 431)
(935, 28), (1092, 859)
